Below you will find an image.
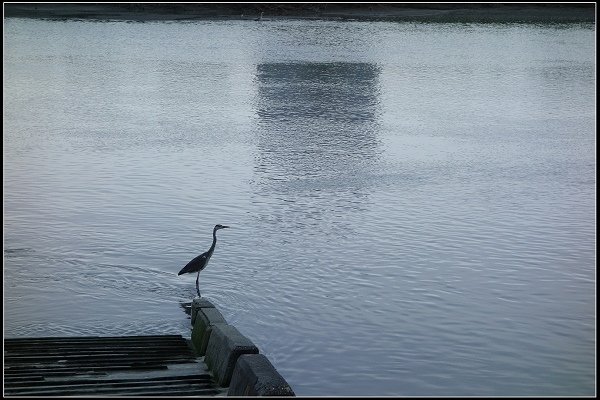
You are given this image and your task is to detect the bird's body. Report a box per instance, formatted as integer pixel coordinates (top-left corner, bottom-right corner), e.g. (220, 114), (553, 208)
(177, 251), (212, 276)
(178, 224), (229, 297)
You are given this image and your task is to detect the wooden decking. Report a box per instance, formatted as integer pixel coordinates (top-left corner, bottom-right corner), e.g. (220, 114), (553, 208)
(3, 335), (225, 396)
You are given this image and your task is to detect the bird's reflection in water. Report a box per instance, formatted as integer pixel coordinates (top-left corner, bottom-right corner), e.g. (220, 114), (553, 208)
(179, 301), (192, 317)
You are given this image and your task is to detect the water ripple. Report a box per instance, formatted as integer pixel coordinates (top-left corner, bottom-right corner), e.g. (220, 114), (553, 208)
(3, 18), (595, 397)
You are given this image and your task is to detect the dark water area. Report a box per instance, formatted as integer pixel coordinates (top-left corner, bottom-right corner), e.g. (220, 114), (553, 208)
(3, 17), (596, 396)
(4, 3), (596, 23)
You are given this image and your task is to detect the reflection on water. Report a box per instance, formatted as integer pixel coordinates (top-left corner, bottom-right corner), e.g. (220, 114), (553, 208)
(3, 18), (595, 397)
(252, 62), (381, 234)
(179, 302), (192, 313)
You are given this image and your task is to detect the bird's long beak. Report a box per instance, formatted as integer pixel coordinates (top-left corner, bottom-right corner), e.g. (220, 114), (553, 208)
(222, 225), (230, 229)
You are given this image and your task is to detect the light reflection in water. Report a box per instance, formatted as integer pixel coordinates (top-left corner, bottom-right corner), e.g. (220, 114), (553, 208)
(252, 62), (382, 235)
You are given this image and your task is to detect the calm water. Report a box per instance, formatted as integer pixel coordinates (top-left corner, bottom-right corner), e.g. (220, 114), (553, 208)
(3, 18), (595, 396)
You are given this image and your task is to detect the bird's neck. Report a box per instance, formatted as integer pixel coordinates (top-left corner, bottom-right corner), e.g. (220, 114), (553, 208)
(209, 229), (218, 251)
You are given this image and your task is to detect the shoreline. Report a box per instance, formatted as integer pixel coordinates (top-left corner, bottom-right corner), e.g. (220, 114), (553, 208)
(3, 3), (596, 23)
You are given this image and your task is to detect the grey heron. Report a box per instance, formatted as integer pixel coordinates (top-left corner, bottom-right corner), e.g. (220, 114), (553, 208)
(178, 224), (230, 297)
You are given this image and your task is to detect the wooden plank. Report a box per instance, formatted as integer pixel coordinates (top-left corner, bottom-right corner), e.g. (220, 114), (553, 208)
(4, 365), (169, 376)
(4, 354), (196, 363)
(3, 334), (221, 396)
(4, 334), (184, 342)
(5, 374), (212, 387)
(5, 387), (221, 396)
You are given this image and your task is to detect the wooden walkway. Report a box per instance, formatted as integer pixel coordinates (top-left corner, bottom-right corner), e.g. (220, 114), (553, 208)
(3, 335), (224, 396)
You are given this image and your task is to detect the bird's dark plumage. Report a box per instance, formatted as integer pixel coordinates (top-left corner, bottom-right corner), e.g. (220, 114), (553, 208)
(178, 224), (229, 297)
(178, 252), (209, 275)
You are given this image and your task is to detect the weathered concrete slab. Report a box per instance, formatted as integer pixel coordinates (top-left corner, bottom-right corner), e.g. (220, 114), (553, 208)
(204, 324), (259, 387)
(191, 307), (227, 356)
(190, 297), (216, 325)
(227, 354), (295, 396)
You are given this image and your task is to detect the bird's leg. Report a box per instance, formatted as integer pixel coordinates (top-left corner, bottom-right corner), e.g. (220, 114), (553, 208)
(196, 271), (201, 298)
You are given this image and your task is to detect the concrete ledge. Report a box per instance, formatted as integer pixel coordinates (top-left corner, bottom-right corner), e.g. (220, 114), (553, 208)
(205, 324), (259, 387)
(227, 354), (295, 396)
(186, 297), (295, 394)
(191, 307), (227, 356)
(191, 297), (216, 325)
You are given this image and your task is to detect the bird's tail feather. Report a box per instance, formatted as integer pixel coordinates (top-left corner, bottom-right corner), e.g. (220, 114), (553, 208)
(178, 265), (190, 275)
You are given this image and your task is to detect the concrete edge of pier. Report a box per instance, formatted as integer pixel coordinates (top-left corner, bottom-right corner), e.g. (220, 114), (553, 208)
(190, 297), (296, 397)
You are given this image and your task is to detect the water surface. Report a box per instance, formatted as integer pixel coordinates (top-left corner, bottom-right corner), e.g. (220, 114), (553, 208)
(3, 18), (596, 396)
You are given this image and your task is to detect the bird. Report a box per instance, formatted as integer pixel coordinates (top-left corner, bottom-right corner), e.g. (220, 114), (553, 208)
(255, 11), (264, 21)
(178, 224), (230, 297)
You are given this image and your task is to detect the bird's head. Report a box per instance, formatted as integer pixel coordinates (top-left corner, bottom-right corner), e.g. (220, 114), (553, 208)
(214, 224), (230, 230)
